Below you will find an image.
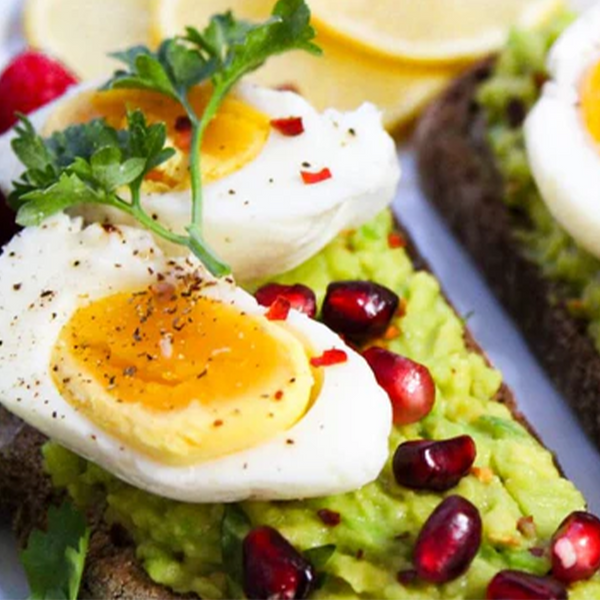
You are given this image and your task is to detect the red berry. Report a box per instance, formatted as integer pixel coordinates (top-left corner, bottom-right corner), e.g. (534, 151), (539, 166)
(362, 347), (435, 425)
(322, 281), (399, 342)
(255, 283), (317, 318)
(414, 496), (482, 584)
(486, 570), (567, 600)
(0, 51), (78, 133)
(551, 511), (600, 583)
(393, 436), (476, 491)
(243, 526), (315, 600)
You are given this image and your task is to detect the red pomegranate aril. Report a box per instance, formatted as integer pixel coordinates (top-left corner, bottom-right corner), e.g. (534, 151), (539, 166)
(551, 511), (600, 583)
(486, 570), (567, 600)
(322, 281), (399, 342)
(362, 347), (435, 425)
(255, 283), (317, 318)
(414, 495), (482, 584)
(393, 435), (476, 492)
(243, 526), (315, 600)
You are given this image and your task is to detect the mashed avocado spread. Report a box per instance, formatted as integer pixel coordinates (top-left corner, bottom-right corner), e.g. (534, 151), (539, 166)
(44, 211), (600, 598)
(478, 13), (600, 353)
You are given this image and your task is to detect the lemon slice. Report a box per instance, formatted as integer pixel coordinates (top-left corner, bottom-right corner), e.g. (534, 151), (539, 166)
(151, 0), (461, 132)
(24, 0), (152, 79)
(310, 0), (565, 63)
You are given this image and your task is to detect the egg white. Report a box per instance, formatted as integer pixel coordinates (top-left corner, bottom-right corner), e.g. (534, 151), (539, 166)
(525, 2), (600, 259)
(0, 215), (392, 502)
(0, 82), (400, 282)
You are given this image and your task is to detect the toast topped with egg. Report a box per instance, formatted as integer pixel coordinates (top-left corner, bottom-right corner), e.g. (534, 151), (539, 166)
(416, 7), (600, 447)
(2, 1), (600, 599)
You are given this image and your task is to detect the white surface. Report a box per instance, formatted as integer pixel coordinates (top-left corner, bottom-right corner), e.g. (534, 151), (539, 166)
(1, 1), (600, 599)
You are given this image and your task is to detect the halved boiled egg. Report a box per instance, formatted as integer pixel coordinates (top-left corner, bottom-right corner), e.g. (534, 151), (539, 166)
(0, 81), (400, 281)
(525, 2), (600, 259)
(0, 215), (392, 502)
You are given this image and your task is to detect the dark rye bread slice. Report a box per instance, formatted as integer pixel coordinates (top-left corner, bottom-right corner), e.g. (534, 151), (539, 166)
(0, 213), (552, 600)
(415, 60), (600, 446)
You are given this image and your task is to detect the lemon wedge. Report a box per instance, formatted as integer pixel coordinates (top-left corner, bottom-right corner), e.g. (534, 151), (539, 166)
(24, 0), (152, 79)
(309, 0), (565, 63)
(151, 0), (461, 132)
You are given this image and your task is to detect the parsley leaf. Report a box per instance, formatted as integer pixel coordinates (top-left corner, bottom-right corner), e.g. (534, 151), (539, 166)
(20, 501), (90, 600)
(10, 0), (320, 276)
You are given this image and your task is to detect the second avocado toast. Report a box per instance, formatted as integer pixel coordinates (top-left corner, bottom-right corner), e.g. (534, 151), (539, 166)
(1, 1), (600, 599)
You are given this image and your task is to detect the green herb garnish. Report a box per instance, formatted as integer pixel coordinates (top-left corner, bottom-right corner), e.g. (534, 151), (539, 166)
(10, 0), (321, 276)
(20, 501), (90, 600)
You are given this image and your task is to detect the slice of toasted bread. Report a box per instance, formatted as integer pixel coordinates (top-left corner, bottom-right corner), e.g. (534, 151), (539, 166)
(415, 61), (600, 446)
(0, 215), (560, 600)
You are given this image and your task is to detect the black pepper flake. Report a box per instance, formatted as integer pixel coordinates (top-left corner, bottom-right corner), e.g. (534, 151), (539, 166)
(302, 161), (311, 168)
(40, 290), (54, 299)
(52, 411), (57, 419)
(286, 439), (295, 445)
(317, 509), (341, 527)
(133, 328), (142, 342)
(73, 260), (81, 267)
(348, 127), (356, 136)
(12, 283), (21, 291)
(123, 366), (137, 377)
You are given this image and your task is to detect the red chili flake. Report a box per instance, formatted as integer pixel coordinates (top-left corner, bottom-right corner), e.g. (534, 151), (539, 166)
(388, 232), (406, 249)
(310, 348), (348, 367)
(275, 390), (284, 401)
(301, 167), (332, 185)
(271, 116), (304, 137)
(317, 509), (341, 527)
(266, 296), (291, 321)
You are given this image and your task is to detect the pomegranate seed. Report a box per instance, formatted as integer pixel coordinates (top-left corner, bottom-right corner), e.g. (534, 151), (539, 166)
(271, 116), (305, 136)
(310, 349), (348, 368)
(255, 283), (317, 318)
(322, 281), (399, 342)
(551, 511), (600, 582)
(266, 297), (292, 321)
(243, 526), (315, 600)
(362, 347), (435, 425)
(301, 167), (332, 185)
(393, 436), (476, 491)
(414, 496), (482, 584)
(486, 570), (567, 600)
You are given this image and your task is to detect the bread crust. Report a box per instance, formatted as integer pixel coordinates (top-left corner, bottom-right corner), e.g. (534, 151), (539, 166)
(415, 60), (600, 446)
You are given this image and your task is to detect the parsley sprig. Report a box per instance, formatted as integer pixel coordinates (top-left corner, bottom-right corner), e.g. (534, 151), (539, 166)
(10, 0), (320, 276)
(20, 501), (90, 600)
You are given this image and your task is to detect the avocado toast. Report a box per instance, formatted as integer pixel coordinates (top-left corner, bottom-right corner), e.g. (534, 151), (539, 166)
(2, 2), (600, 599)
(415, 12), (600, 447)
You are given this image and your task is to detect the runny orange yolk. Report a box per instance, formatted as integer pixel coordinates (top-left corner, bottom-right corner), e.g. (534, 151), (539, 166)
(581, 60), (600, 144)
(51, 283), (315, 465)
(43, 86), (271, 189)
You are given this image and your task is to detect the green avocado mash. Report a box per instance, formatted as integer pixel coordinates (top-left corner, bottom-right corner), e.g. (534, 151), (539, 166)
(478, 13), (600, 353)
(44, 211), (600, 599)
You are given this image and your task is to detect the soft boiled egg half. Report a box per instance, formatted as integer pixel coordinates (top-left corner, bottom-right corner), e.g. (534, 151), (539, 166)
(0, 215), (392, 502)
(0, 80), (400, 282)
(525, 2), (600, 259)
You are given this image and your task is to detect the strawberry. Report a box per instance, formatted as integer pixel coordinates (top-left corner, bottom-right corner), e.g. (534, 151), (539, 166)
(0, 51), (78, 133)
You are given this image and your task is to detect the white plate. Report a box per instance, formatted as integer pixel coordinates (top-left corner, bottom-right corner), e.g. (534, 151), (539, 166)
(1, 1), (600, 599)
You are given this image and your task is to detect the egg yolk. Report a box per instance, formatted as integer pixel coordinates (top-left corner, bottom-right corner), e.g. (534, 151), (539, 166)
(581, 60), (600, 144)
(51, 282), (315, 465)
(43, 86), (271, 189)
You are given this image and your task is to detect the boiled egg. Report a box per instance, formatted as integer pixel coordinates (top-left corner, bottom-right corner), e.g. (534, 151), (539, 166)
(0, 214), (392, 502)
(0, 81), (400, 282)
(525, 2), (600, 259)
